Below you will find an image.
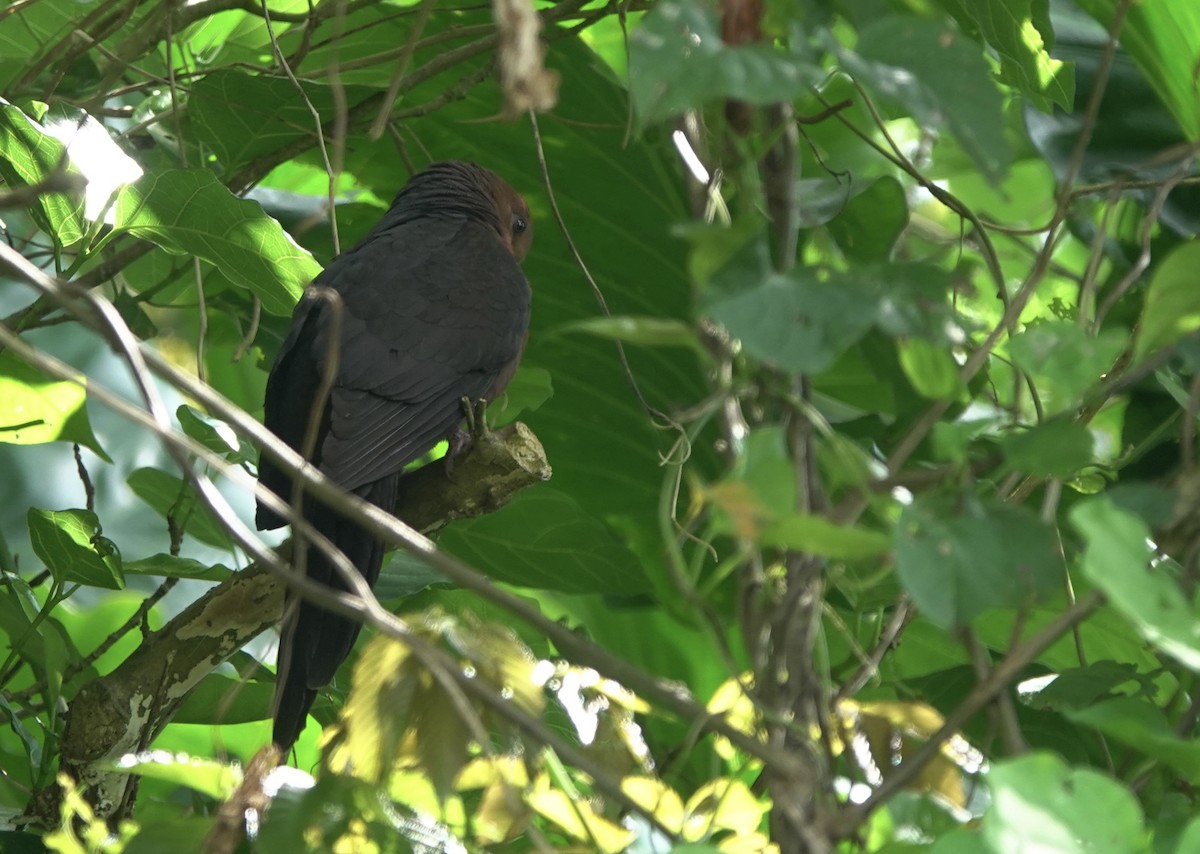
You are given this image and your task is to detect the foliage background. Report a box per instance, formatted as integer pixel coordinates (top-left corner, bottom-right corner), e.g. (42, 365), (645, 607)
(1, 0), (1199, 851)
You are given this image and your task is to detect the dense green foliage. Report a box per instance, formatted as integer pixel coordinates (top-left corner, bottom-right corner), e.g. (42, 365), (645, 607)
(1, 0), (1199, 851)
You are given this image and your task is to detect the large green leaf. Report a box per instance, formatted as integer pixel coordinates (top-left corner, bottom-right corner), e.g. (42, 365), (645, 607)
(437, 487), (648, 594)
(187, 71), (378, 174)
(111, 168), (319, 315)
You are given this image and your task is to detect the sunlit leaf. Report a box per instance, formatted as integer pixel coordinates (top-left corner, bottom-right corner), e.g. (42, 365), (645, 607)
(936, 0), (1075, 112)
(0, 352), (108, 459)
(112, 168), (318, 316)
(108, 750), (241, 801)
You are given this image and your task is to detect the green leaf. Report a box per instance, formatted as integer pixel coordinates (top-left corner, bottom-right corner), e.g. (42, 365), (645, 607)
(188, 70), (378, 173)
(707, 272), (876, 374)
(1135, 242), (1200, 361)
(1074, 0), (1200, 139)
(488, 365), (553, 429)
(1023, 661), (1146, 711)
(826, 176), (909, 262)
(109, 751), (241, 801)
(897, 338), (963, 400)
(936, 0), (1075, 112)
(559, 316), (700, 350)
(126, 467), (234, 550)
(1000, 418), (1095, 478)
(894, 495), (1060, 628)
(840, 17), (1012, 180)
(1071, 497), (1200, 670)
(112, 168), (318, 316)
(984, 754), (1145, 854)
(1066, 697), (1200, 782)
(627, 0), (822, 127)
(0, 102), (85, 247)
(761, 515), (890, 559)
(0, 351), (108, 459)
(1009, 321), (1127, 414)
(123, 553), (233, 581)
(173, 672), (272, 725)
(27, 508), (124, 590)
(176, 405), (244, 463)
(437, 487), (649, 594)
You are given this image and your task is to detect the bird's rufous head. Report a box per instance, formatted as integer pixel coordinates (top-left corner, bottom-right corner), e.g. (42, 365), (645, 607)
(486, 174), (533, 263)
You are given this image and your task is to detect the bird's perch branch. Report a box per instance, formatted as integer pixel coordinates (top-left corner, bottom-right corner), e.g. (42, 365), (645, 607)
(24, 423), (551, 826)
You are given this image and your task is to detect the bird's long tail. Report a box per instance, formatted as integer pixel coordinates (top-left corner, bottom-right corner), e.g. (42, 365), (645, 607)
(272, 473), (401, 752)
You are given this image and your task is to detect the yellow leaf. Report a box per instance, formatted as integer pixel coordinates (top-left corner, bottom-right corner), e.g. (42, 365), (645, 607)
(621, 776), (685, 834)
(684, 778), (770, 839)
(529, 781), (634, 852)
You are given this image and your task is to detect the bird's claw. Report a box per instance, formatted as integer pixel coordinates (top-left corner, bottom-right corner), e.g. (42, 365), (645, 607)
(445, 398), (490, 478)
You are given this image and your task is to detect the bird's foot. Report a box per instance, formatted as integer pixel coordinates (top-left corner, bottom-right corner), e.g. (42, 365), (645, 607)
(445, 398), (490, 478)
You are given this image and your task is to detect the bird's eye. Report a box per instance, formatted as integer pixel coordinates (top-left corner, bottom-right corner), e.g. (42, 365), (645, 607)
(512, 216), (528, 235)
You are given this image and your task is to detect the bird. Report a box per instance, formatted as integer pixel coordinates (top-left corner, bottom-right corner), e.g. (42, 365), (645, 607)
(256, 161), (533, 752)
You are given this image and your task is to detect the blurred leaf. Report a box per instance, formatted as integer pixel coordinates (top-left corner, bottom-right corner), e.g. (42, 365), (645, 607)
(327, 634), (421, 785)
(0, 102), (85, 246)
(437, 487), (649, 594)
(122, 818), (219, 854)
(110, 750), (241, 800)
(827, 176), (908, 261)
(1024, 661), (1146, 711)
(27, 508), (123, 590)
(1135, 242), (1200, 361)
(762, 514), (891, 559)
(529, 774), (634, 851)
(1000, 418), (1095, 478)
(897, 338), (963, 400)
(936, 0), (1075, 112)
(1066, 697), (1200, 782)
(707, 272), (876, 374)
(173, 672), (271, 725)
(894, 495), (1060, 628)
(628, 0), (821, 127)
(0, 352), (108, 460)
(126, 467), (234, 550)
(840, 17), (1012, 180)
(1071, 497), (1200, 670)
(112, 168), (318, 316)
(1074, 0), (1200, 139)
(984, 754), (1145, 854)
(559, 316), (701, 350)
(1009, 321), (1127, 414)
